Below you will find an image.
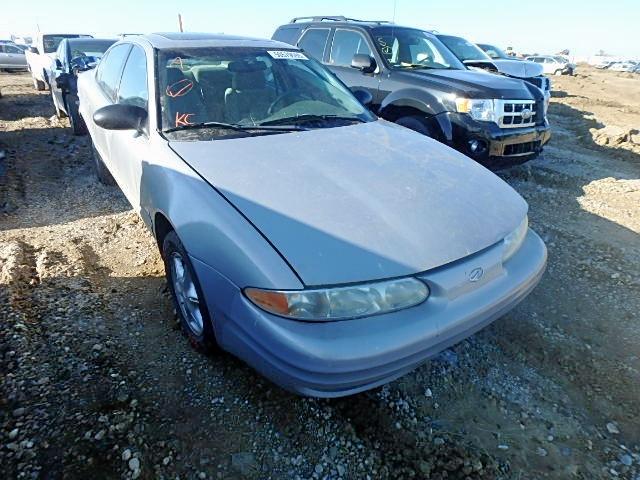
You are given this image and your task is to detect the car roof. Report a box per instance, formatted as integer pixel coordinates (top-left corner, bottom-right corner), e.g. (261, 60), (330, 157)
(65, 37), (115, 44)
(132, 32), (294, 50)
(283, 17), (421, 31)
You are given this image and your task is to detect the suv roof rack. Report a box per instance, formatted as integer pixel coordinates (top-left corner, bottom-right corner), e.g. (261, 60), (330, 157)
(289, 16), (393, 25)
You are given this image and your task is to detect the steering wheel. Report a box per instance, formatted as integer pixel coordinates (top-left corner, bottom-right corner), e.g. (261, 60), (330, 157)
(267, 89), (312, 116)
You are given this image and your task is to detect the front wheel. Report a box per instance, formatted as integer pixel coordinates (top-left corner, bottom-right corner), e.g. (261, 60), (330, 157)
(395, 115), (434, 137)
(163, 230), (217, 351)
(66, 94), (87, 135)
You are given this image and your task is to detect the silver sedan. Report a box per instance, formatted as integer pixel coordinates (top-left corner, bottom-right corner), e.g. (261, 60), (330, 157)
(78, 33), (546, 397)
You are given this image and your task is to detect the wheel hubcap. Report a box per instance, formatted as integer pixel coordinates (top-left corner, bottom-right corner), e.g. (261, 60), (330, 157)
(170, 252), (203, 336)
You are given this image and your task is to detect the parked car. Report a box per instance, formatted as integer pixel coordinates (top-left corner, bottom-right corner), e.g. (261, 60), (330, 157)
(435, 34), (551, 110)
(525, 55), (575, 75)
(25, 33), (92, 90)
(273, 17), (550, 167)
(78, 32), (546, 397)
(50, 38), (116, 134)
(608, 61), (637, 72)
(594, 60), (615, 69)
(0, 42), (28, 71)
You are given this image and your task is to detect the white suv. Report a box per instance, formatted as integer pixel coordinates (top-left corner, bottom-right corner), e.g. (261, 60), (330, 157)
(526, 55), (575, 76)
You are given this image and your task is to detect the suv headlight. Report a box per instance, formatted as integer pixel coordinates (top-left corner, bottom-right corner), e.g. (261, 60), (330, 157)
(245, 277), (429, 321)
(455, 98), (497, 122)
(503, 216), (529, 262)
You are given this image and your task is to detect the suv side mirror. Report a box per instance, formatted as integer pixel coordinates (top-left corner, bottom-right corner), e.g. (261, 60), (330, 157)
(351, 88), (373, 106)
(93, 104), (147, 131)
(28, 46), (38, 54)
(351, 54), (377, 74)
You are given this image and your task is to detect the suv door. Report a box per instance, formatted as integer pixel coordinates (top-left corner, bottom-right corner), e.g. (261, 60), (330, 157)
(326, 28), (381, 103)
(296, 28), (330, 61)
(106, 44), (149, 209)
(0, 44), (26, 68)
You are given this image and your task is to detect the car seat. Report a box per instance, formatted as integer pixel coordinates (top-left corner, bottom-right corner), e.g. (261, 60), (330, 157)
(224, 61), (273, 124)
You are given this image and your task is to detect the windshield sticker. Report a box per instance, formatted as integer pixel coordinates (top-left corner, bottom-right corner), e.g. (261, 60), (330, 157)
(169, 56), (185, 70)
(267, 50), (308, 60)
(377, 38), (392, 55)
(166, 78), (194, 98)
(175, 112), (195, 127)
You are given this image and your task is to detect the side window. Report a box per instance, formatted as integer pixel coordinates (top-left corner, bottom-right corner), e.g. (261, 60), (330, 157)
(117, 46), (148, 109)
(6, 45), (23, 54)
(330, 29), (373, 67)
(97, 44), (131, 101)
(297, 28), (330, 61)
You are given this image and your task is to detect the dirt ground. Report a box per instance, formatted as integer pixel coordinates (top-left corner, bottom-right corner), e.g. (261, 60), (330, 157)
(0, 65), (639, 480)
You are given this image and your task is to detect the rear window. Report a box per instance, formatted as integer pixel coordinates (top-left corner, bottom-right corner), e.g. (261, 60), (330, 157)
(297, 28), (330, 61)
(42, 34), (90, 53)
(272, 27), (301, 46)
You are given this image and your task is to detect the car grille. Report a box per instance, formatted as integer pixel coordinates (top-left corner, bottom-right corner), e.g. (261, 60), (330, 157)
(504, 140), (541, 156)
(497, 100), (537, 128)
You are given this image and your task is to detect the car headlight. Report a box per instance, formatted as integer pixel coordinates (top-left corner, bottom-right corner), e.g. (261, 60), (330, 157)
(245, 277), (429, 321)
(455, 98), (496, 122)
(503, 216), (529, 262)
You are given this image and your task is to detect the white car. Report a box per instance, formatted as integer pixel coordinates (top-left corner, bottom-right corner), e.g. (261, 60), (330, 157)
(609, 62), (637, 72)
(526, 55), (575, 76)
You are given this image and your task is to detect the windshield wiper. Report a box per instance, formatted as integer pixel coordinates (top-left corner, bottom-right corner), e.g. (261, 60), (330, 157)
(400, 64), (443, 70)
(164, 121), (306, 134)
(258, 114), (366, 127)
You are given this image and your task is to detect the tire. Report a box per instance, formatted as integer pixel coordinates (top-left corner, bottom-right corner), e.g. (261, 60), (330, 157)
(395, 115), (434, 137)
(162, 230), (217, 351)
(90, 140), (116, 186)
(33, 76), (45, 91)
(66, 94), (87, 135)
(554, 70), (563, 76)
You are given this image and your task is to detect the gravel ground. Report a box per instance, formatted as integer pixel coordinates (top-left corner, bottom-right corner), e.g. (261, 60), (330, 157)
(1, 66), (639, 480)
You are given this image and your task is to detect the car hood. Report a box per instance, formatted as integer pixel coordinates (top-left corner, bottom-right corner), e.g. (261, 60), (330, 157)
(169, 121), (527, 286)
(404, 68), (536, 99)
(470, 59), (544, 78)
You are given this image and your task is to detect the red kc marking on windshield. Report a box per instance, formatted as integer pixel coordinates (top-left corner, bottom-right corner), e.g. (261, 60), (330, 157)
(166, 78), (194, 98)
(175, 112), (195, 127)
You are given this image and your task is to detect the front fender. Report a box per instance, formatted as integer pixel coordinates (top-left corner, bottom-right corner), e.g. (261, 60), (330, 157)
(379, 88), (446, 116)
(141, 141), (303, 291)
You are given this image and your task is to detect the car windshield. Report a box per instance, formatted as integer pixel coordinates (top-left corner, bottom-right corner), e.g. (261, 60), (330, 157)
(157, 47), (375, 133)
(43, 35), (87, 53)
(67, 40), (114, 61)
(479, 44), (509, 59)
(370, 27), (465, 70)
(437, 35), (490, 62)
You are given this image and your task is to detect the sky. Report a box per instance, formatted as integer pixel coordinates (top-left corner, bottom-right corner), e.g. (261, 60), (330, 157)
(2, 0), (638, 60)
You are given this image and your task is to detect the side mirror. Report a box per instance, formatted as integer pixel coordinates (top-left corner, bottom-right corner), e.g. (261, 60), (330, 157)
(93, 104), (147, 131)
(28, 46), (38, 54)
(351, 88), (373, 106)
(55, 59), (63, 69)
(351, 54), (377, 74)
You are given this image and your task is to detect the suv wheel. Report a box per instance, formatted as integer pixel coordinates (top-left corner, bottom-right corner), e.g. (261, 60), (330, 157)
(396, 115), (434, 137)
(554, 69), (563, 76)
(163, 230), (217, 351)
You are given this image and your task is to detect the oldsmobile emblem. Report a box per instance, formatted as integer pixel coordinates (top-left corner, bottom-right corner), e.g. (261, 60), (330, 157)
(468, 267), (484, 282)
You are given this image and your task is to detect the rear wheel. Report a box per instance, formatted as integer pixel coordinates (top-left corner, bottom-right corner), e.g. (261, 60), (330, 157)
(163, 230), (217, 351)
(33, 76), (45, 91)
(554, 69), (563, 76)
(66, 94), (87, 135)
(396, 115), (434, 137)
(90, 140), (116, 186)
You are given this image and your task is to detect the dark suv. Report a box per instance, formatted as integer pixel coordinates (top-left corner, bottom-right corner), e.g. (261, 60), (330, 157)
(273, 17), (551, 167)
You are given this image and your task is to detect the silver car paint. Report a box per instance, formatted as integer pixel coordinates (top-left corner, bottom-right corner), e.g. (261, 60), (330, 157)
(170, 121), (527, 286)
(488, 59), (544, 78)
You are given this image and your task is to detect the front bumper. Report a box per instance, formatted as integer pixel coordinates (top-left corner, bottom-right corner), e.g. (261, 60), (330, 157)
(191, 230), (547, 397)
(444, 112), (551, 169)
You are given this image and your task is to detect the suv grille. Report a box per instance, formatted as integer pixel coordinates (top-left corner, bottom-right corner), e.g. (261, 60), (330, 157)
(504, 141), (541, 156)
(497, 100), (537, 128)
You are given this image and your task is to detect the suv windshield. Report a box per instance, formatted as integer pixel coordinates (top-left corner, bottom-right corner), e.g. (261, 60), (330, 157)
(437, 35), (490, 62)
(158, 47), (374, 133)
(370, 27), (465, 70)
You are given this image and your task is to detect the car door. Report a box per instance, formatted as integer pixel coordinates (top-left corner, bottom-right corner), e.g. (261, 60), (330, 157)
(84, 44), (132, 173)
(106, 45), (150, 210)
(326, 28), (381, 103)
